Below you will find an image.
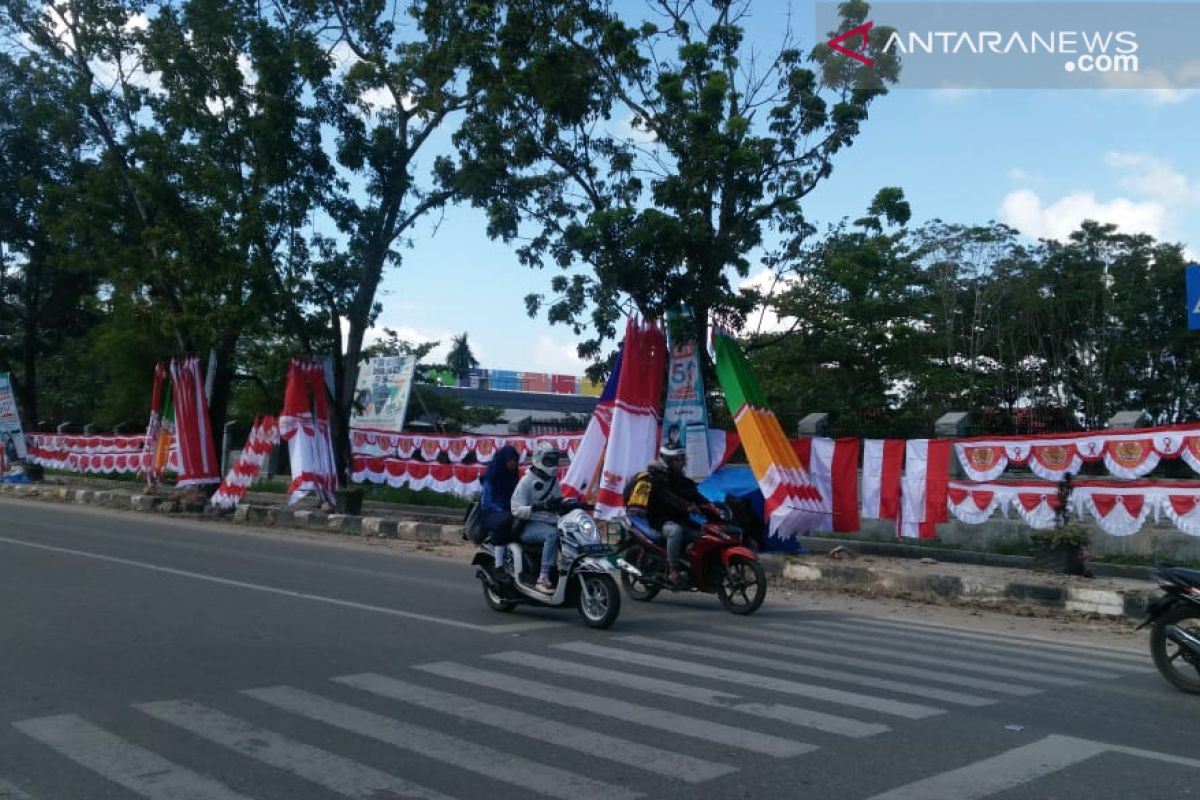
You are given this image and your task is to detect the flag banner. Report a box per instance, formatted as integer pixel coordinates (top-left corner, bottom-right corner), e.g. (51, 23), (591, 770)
(862, 439), (905, 520)
(792, 437), (860, 533)
(713, 329), (824, 538)
(280, 359), (337, 506)
(898, 439), (951, 539)
(563, 346), (624, 501)
(594, 318), (667, 519)
(211, 416), (281, 510)
(170, 356), (220, 486)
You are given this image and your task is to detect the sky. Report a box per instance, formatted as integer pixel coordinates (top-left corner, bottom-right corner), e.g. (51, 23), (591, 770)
(353, 2), (1200, 376)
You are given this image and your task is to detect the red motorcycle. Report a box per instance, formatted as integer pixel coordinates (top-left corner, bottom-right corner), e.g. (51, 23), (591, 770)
(613, 506), (767, 614)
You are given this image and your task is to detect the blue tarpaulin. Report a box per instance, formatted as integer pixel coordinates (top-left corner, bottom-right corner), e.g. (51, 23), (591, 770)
(699, 465), (809, 553)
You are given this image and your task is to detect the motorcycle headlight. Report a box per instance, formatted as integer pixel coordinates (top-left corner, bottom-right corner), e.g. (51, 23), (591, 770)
(577, 515), (599, 542)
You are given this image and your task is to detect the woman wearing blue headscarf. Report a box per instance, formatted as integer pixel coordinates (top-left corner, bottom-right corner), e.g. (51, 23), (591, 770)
(480, 445), (521, 570)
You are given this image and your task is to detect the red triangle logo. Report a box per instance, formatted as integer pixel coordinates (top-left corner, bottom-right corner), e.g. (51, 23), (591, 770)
(828, 21), (874, 67)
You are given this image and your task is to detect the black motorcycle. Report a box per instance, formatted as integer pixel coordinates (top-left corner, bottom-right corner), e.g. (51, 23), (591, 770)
(1138, 564), (1200, 693)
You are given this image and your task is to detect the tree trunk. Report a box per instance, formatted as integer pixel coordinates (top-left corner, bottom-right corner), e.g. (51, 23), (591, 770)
(204, 335), (240, 476)
(333, 243), (387, 488)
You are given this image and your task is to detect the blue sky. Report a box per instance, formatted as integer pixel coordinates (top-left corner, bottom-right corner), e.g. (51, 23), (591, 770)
(362, 2), (1200, 375)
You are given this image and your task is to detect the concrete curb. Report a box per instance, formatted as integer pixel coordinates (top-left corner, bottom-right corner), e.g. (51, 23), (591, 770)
(0, 481), (465, 547)
(761, 553), (1157, 621)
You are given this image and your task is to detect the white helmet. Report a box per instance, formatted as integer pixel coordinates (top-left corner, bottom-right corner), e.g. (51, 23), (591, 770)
(531, 443), (562, 476)
(659, 442), (687, 461)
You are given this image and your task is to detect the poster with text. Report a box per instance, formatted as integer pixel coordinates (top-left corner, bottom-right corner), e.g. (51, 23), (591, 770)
(661, 337), (711, 479)
(350, 356), (418, 432)
(0, 373), (28, 461)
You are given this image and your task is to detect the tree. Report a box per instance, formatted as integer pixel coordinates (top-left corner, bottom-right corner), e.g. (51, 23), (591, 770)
(3, 0), (332, 454)
(455, 0), (898, 375)
(282, 0), (501, 487)
(445, 332), (478, 379)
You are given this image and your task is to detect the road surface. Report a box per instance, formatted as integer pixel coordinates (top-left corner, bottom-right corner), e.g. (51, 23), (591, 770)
(1, 498), (1196, 799)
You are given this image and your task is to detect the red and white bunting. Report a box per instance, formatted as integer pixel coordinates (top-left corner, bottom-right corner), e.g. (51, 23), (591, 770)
(211, 416), (281, 510)
(946, 479), (1200, 537)
(955, 424), (1200, 482)
(350, 456), (568, 497)
(350, 428), (585, 463)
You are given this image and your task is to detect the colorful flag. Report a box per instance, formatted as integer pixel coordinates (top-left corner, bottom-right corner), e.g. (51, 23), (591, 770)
(662, 319), (712, 480)
(713, 329), (824, 538)
(562, 346), (624, 501)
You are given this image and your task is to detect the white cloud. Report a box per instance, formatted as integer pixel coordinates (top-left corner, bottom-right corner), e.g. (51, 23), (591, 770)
(614, 114), (657, 143)
(1104, 152), (1200, 206)
(1007, 167), (1044, 184)
(740, 269), (796, 335)
(928, 86), (980, 104)
(531, 335), (585, 374)
(999, 188), (1168, 241)
(1100, 67), (1199, 105)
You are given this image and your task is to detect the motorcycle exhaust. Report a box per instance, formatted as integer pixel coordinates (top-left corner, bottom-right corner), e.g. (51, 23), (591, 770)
(1165, 624), (1200, 659)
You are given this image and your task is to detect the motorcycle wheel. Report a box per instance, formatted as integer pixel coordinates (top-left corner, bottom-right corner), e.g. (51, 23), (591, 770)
(1150, 604), (1200, 694)
(577, 573), (621, 629)
(717, 555), (767, 615)
(620, 549), (660, 602)
(482, 579), (516, 613)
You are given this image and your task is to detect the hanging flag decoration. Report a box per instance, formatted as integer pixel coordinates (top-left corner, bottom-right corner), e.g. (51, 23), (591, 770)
(211, 416), (281, 510)
(594, 318), (667, 518)
(712, 328), (824, 538)
(562, 345), (624, 501)
(898, 439), (952, 539)
(792, 437), (860, 533)
(279, 359), (337, 506)
(954, 424), (1200, 482)
(169, 356), (221, 487)
(862, 439), (905, 520)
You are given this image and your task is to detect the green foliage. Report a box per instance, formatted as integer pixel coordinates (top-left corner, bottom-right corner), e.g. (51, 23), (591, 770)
(446, 332), (479, 379)
(455, 0), (898, 367)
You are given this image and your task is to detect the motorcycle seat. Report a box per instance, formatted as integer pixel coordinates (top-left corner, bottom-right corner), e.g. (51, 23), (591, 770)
(628, 515), (663, 543)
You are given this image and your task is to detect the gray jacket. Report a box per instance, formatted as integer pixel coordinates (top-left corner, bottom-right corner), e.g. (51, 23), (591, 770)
(511, 469), (562, 525)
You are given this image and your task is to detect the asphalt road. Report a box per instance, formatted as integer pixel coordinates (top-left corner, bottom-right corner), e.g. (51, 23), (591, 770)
(1, 498), (1197, 800)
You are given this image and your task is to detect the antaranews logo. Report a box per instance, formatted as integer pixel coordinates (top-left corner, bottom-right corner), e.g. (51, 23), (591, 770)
(828, 21), (875, 66)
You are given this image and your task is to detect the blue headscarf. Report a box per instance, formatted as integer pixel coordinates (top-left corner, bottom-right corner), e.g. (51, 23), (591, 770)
(481, 445), (521, 511)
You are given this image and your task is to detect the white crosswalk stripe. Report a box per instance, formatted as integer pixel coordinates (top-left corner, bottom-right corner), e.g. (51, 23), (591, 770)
(487, 651), (891, 738)
(798, 619), (1138, 676)
(10, 615), (1166, 800)
(671, 629), (1040, 697)
(333, 672), (736, 783)
(555, 641), (946, 718)
(137, 699), (456, 800)
(243, 685), (641, 800)
(842, 616), (1148, 665)
(611, 635), (997, 707)
(415, 660), (817, 758)
(12, 714), (255, 800)
(744, 625), (1087, 686)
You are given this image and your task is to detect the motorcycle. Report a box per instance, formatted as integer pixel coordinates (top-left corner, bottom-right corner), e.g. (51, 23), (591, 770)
(613, 504), (767, 615)
(472, 497), (622, 629)
(1138, 564), (1200, 693)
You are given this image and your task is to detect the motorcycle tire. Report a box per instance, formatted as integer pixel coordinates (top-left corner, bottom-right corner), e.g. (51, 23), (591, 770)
(620, 549), (660, 602)
(1150, 604), (1200, 694)
(717, 555), (767, 615)
(577, 573), (621, 629)
(482, 579), (517, 613)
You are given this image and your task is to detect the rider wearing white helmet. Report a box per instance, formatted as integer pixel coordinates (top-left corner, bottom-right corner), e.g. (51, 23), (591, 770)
(510, 442), (564, 592)
(628, 441), (717, 586)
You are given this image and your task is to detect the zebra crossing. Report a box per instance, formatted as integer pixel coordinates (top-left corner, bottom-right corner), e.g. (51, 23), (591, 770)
(3, 615), (1182, 799)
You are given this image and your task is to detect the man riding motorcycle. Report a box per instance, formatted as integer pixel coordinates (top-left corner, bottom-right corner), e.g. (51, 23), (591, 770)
(510, 442), (564, 593)
(626, 443), (721, 586)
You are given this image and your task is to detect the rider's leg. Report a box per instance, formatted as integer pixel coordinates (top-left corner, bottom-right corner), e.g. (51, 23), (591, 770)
(519, 520), (560, 591)
(664, 521), (686, 583)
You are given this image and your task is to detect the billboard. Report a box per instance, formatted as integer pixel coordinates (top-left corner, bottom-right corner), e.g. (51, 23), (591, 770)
(351, 356), (418, 432)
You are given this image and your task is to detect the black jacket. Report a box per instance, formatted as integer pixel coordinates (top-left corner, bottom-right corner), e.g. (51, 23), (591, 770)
(627, 461), (708, 530)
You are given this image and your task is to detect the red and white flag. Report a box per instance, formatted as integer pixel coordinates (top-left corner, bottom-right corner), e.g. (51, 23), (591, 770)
(594, 318), (667, 519)
(279, 359), (337, 506)
(792, 437), (860, 532)
(898, 438), (952, 539)
(562, 346), (623, 500)
(169, 356), (220, 487)
(862, 439), (904, 520)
